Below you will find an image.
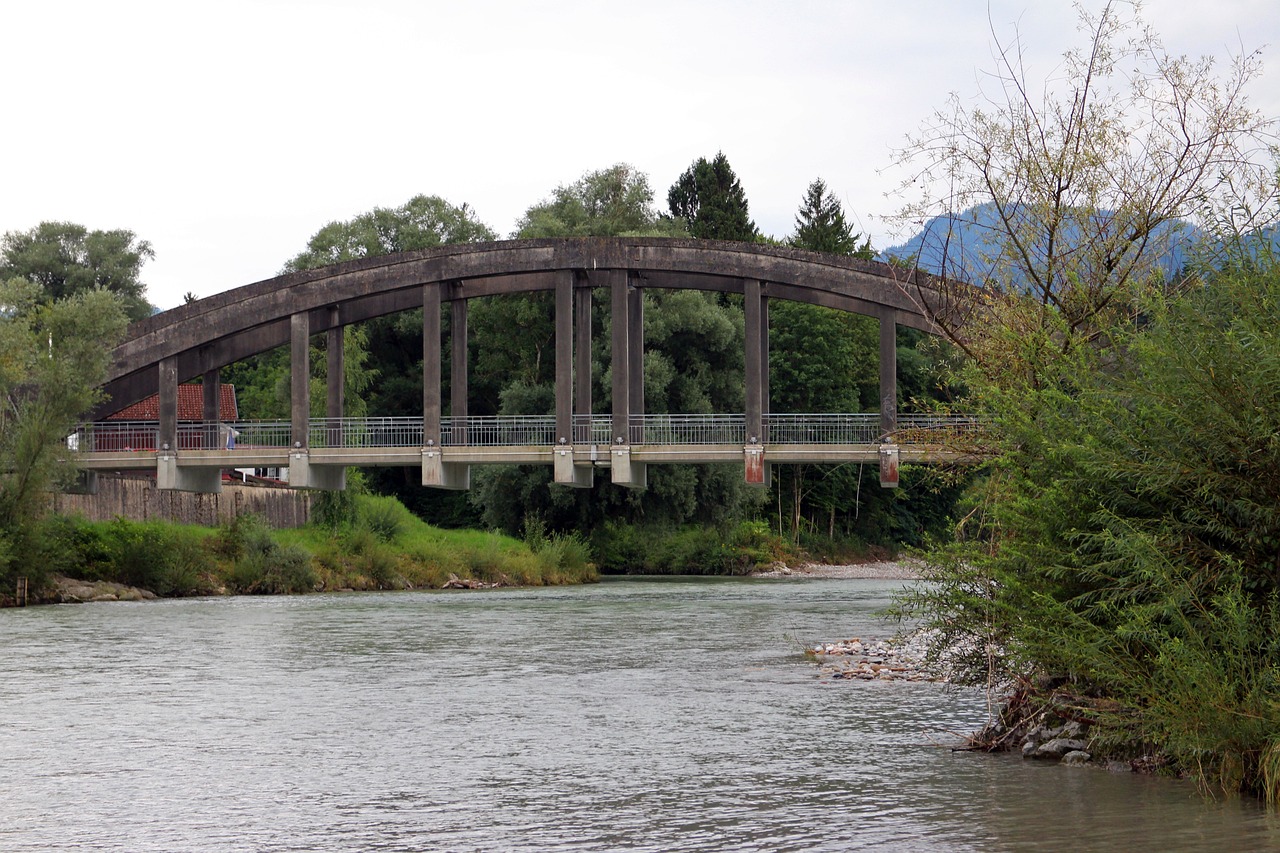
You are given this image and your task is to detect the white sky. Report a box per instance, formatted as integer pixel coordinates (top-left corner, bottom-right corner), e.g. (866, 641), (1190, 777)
(3, 0), (1278, 310)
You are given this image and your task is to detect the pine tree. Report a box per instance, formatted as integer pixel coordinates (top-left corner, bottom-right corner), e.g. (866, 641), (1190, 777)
(791, 179), (872, 257)
(667, 152), (758, 241)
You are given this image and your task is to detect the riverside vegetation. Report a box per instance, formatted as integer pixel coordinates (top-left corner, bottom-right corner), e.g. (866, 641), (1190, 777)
(5, 491), (597, 605)
(887, 2), (1280, 804)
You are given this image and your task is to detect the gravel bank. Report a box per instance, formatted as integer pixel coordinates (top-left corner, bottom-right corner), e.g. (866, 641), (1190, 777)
(754, 560), (923, 580)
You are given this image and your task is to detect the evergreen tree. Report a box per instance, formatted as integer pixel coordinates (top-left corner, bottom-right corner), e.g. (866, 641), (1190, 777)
(667, 152), (758, 241)
(791, 179), (873, 257)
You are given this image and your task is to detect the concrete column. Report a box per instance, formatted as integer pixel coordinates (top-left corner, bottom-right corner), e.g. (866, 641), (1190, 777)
(326, 308), (343, 449)
(421, 283), (467, 490)
(326, 310), (344, 421)
(201, 367), (220, 449)
(610, 269), (629, 445)
(761, 296), (770, 423)
(158, 357), (178, 452)
(555, 271), (573, 445)
(880, 307), (898, 437)
(627, 280), (644, 443)
(422, 284), (441, 447)
(290, 312), (310, 449)
(574, 274), (593, 443)
(451, 288), (468, 445)
(744, 279), (764, 445)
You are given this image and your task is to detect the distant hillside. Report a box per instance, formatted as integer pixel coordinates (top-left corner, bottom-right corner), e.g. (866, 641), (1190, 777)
(876, 203), (1280, 282)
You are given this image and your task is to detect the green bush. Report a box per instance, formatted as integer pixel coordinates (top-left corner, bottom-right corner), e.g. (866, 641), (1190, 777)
(358, 494), (413, 543)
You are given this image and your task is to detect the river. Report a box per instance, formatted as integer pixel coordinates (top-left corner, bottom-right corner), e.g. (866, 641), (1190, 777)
(3, 576), (1277, 851)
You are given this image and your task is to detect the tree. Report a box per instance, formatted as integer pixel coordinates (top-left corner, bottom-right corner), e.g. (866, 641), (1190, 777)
(791, 179), (872, 256)
(889, 1), (1280, 797)
(0, 278), (128, 581)
(515, 164), (686, 238)
(892, 0), (1275, 367)
(284, 194), (497, 271)
(1, 222), (154, 320)
(667, 152), (758, 241)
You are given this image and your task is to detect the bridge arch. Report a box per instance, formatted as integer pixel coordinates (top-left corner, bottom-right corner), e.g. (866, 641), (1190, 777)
(92, 237), (964, 491)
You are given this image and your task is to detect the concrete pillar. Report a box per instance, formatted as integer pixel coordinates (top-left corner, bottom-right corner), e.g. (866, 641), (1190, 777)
(201, 367), (220, 449)
(555, 271), (573, 445)
(744, 280), (770, 487)
(290, 312), (310, 450)
(610, 269), (644, 488)
(610, 269), (629, 445)
(744, 279), (764, 445)
(628, 280), (644, 443)
(451, 286), (468, 445)
(880, 307), (898, 438)
(158, 357), (178, 453)
(574, 273), (592, 444)
(326, 311), (344, 420)
(326, 308), (343, 448)
(761, 296), (770, 423)
(422, 283), (468, 490)
(422, 284), (441, 447)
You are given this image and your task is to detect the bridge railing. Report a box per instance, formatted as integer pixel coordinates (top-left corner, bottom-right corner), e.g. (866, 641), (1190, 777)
(71, 414), (983, 452)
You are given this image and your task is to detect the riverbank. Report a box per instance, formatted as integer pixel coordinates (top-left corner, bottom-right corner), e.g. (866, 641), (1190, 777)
(754, 559), (922, 580)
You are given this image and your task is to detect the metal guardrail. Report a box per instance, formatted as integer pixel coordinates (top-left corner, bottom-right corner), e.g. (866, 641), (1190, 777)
(71, 414), (982, 452)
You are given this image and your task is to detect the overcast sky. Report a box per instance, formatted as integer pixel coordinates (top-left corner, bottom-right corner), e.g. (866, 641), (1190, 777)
(4, 0), (1278, 310)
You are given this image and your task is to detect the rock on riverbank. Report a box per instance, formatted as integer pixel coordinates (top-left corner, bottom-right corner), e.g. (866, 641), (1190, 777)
(52, 576), (158, 604)
(808, 633), (943, 682)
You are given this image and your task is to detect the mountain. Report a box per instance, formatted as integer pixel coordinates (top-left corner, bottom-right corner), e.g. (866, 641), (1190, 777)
(878, 202), (1222, 282)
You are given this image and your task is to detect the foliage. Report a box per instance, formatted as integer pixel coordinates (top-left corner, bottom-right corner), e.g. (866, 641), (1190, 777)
(891, 0), (1276, 365)
(591, 519), (788, 575)
(283, 194), (497, 270)
(889, 3), (1280, 798)
(791, 178), (873, 256)
(0, 221), (154, 320)
(20, 515), (220, 598)
(514, 163), (686, 238)
(898, 250), (1280, 797)
(667, 152), (758, 241)
(0, 281), (128, 590)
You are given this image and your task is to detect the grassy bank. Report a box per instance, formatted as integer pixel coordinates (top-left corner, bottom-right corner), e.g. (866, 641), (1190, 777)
(5, 493), (596, 605)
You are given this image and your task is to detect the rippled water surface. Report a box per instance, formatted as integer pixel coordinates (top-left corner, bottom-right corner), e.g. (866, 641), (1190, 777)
(3, 577), (1278, 851)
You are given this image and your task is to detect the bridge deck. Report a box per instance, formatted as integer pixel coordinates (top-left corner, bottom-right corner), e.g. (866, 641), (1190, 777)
(68, 414), (981, 491)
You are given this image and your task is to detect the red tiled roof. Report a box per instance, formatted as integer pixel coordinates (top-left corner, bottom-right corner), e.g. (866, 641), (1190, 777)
(108, 384), (239, 421)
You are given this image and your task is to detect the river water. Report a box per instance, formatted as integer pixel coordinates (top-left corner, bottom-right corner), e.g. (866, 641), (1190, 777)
(3, 576), (1277, 851)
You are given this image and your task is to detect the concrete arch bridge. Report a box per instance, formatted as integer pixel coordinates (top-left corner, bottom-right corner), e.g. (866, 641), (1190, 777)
(73, 238), (978, 493)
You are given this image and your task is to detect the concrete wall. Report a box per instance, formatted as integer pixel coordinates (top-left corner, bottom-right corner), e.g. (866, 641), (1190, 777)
(50, 475), (311, 529)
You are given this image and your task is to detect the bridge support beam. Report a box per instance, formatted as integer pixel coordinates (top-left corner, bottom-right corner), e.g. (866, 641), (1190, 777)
(575, 272), (593, 443)
(451, 286), (468, 445)
(879, 444), (900, 488)
(880, 308), (897, 438)
(326, 307), (344, 450)
(291, 312), (310, 451)
(159, 357), (178, 453)
(610, 270), (645, 488)
(553, 273), (593, 488)
(202, 367), (220, 449)
(288, 451), (346, 491)
(610, 445), (646, 489)
(422, 284), (470, 490)
(744, 279), (771, 486)
(158, 456), (222, 493)
(422, 447), (470, 490)
(744, 445), (771, 488)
